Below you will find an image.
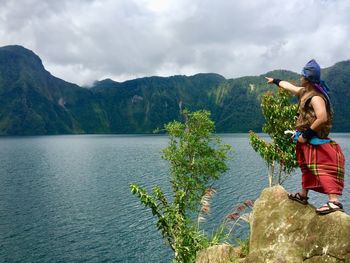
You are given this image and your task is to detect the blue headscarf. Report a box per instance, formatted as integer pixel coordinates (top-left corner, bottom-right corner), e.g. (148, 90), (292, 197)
(301, 59), (331, 105)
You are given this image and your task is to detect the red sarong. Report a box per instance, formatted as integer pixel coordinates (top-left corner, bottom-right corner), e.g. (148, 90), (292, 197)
(296, 141), (345, 195)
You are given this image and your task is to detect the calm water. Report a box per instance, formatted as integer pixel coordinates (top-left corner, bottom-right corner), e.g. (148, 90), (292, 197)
(0, 134), (349, 262)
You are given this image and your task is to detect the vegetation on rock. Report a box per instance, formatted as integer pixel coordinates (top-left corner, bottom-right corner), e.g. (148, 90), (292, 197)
(130, 110), (231, 262)
(249, 88), (299, 186)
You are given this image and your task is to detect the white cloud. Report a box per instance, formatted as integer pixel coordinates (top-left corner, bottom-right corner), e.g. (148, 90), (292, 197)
(0, 0), (349, 85)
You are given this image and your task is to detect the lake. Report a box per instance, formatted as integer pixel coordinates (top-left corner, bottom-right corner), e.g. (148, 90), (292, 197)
(0, 134), (349, 262)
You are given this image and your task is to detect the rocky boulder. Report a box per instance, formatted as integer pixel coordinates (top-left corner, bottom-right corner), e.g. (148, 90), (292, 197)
(196, 186), (350, 263)
(246, 185), (350, 263)
(195, 244), (243, 263)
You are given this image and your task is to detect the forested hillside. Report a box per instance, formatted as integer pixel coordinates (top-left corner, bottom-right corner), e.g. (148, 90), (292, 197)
(0, 45), (349, 135)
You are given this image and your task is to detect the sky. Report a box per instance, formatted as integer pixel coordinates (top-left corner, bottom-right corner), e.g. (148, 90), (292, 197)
(0, 0), (349, 86)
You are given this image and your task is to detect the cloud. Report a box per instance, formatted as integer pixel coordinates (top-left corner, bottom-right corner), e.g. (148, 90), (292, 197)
(0, 0), (350, 85)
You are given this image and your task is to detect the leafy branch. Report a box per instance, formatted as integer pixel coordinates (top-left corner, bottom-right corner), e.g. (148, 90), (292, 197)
(130, 110), (232, 262)
(249, 88), (298, 186)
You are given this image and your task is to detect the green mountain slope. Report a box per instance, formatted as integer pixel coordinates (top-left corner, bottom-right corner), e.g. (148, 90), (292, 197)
(0, 45), (349, 135)
(322, 61), (350, 131)
(0, 45), (111, 135)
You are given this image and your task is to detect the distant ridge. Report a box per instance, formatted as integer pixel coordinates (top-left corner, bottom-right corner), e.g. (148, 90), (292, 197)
(0, 45), (349, 135)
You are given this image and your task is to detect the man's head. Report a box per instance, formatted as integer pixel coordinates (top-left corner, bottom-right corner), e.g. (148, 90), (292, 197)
(301, 59), (321, 84)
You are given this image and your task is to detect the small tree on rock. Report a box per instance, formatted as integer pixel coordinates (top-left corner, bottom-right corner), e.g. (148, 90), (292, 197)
(130, 110), (231, 263)
(249, 88), (298, 186)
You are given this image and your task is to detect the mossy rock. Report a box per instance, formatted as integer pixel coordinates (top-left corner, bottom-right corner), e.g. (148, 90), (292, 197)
(245, 186), (350, 263)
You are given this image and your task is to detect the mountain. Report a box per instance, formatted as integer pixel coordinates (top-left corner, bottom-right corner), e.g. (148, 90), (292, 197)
(321, 60), (350, 131)
(0, 45), (110, 135)
(0, 45), (349, 135)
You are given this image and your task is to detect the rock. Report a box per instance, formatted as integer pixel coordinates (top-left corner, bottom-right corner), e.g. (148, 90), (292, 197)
(196, 244), (244, 263)
(245, 185), (350, 263)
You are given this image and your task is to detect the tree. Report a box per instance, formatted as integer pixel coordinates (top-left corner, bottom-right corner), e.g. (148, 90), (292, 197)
(130, 110), (231, 262)
(249, 88), (298, 186)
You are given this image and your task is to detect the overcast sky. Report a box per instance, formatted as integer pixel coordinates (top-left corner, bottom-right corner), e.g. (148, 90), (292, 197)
(0, 0), (349, 85)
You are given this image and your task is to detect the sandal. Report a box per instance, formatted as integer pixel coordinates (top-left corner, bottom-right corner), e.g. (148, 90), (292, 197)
(316, 201), (344, 215)
(288, 192), (309, 205)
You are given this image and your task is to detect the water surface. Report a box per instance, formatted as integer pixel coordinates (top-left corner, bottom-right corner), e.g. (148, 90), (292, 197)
(0, 134), (349, 262)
